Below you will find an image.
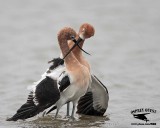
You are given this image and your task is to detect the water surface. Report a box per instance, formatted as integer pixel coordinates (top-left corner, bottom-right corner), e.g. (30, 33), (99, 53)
(0, 0), (160, 127)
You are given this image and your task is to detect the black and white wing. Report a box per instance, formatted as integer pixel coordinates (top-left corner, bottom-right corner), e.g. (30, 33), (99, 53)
(7, 77), (60, 121)
(77, 75), (109, 116)
(58, 71), (71, 92)
(45, 71), (71, 114)
(7, 58), (64, 121)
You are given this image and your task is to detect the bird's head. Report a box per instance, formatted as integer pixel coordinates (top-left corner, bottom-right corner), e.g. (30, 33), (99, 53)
(78, 23), (95, 40)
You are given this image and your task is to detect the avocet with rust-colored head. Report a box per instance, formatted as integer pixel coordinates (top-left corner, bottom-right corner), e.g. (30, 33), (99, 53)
(67, 23), (109, 116)
(7, 27), (91, 121)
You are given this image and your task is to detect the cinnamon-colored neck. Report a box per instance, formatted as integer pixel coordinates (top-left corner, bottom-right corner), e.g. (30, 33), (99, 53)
(68, 36), (91, 71)
(58, 37), (78, 70)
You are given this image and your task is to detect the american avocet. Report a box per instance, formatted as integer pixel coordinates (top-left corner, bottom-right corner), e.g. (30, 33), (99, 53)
(67, 23), (109, 116)
(7, 27), (91, 121)
(48, 23), (109, 116)
(54, 27), (91, 119)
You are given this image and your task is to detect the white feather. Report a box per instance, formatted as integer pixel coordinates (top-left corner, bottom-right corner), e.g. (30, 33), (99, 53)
(47, 65), (65, 80)
(27, 65), (65, 93)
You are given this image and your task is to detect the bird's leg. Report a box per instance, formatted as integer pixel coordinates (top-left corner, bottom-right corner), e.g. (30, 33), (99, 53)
(70, 102), (76, 120)
(66, 102), (70, 117)
(42, 111), (46, 117)
(55, 108), (59, 119)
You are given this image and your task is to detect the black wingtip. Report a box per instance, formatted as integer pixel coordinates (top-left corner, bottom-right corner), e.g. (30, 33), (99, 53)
(46, 106), (57, 115)
(6, 117), (15, 121)
(6, 102), (38, 121)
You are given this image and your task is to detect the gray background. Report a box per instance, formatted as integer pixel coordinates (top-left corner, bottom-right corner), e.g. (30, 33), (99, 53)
(0, 0), (160, 127)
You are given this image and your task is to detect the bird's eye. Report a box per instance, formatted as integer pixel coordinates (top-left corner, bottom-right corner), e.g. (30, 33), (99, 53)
(71, 35), (75, 39)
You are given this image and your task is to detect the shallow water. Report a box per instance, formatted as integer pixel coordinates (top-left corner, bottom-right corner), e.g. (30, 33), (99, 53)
(0, 0), (160, 127)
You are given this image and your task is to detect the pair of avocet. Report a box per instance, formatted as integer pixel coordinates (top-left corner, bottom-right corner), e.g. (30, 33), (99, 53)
(7, 23), (109, 121)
